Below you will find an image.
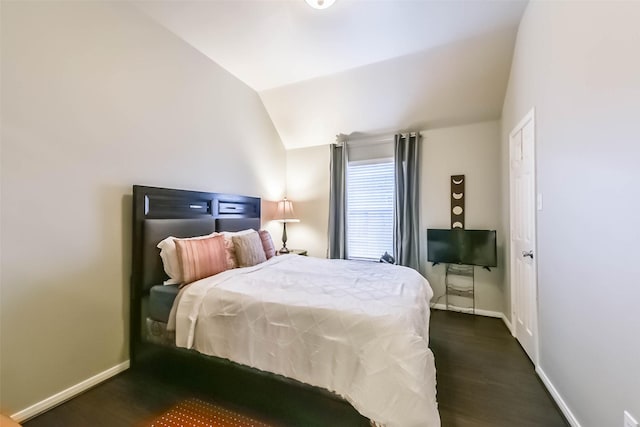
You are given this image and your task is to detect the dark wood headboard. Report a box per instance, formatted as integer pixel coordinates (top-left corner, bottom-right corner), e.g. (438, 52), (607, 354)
(130, 185), (261, 362)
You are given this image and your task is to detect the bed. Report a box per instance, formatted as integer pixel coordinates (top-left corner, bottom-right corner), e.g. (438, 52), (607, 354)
(130, 185), (440, 427)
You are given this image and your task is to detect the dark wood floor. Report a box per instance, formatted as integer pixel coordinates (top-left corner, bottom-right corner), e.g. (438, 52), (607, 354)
(24, 310), (567, 427)
(430, 311), (567, 427)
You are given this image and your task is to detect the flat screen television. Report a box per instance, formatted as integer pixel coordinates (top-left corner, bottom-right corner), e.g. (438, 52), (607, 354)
(427, 229), (497, 267)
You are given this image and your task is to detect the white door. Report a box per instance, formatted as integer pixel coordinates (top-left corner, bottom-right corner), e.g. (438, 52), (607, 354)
(509, 109), (538, 364)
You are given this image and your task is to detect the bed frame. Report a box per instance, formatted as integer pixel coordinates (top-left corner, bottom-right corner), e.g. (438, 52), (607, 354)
(130, 185), (369, 426)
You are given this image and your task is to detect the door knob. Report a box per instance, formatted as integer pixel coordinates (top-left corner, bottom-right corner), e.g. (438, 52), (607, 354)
(522, 250), (534, 259)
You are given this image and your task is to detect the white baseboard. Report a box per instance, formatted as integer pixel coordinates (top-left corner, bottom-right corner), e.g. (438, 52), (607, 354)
(432, 303), (501, 318)
(432, 304), (514, 333)
(11, 360), (130, 423)
(501, 313), (514, 335)
(536, 367), (581, 427)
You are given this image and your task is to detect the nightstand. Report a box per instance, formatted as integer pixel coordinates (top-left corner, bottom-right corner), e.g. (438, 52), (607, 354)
(278, 249), (307, 256)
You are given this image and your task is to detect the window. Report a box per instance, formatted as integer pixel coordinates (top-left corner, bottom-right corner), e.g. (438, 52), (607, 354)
(346, 159), (394, 261)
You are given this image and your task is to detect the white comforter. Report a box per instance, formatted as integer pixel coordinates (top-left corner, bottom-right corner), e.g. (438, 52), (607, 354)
(169, 255), (440, 427)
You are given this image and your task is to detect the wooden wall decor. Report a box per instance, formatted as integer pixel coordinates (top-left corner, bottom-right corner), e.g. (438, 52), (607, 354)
(451, 175), (465, 229)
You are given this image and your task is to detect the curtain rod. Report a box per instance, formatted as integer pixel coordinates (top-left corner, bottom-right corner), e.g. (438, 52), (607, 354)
(335, 131), (420, 146)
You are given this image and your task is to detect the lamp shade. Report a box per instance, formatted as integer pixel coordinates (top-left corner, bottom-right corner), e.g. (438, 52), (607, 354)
(276, 198), (300, 223)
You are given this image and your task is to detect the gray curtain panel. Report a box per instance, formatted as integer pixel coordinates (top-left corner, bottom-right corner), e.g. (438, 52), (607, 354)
(328, 143), (347, 259)
(394, 133), (421, 270)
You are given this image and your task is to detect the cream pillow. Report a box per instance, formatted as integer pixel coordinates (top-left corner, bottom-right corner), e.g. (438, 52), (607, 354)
(232, 231), (267, 267)
(219, 229), (255, 269)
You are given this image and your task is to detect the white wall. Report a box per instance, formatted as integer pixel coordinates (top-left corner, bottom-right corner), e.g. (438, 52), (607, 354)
(286, 121), (504, 313)
(285, 145), (330, 258)
(421, 121), (503, 314)
(501, 2), (640, 426)
(0, 1), (285, 415)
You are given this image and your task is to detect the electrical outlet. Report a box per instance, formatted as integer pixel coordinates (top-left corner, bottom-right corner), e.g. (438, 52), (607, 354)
(624, 411), (639, 427)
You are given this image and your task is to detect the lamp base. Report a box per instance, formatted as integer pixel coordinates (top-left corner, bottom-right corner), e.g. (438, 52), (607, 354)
(279, 222), (289, 255)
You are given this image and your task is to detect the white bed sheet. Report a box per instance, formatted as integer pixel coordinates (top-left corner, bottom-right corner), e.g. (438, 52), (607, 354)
(168, 255), (440, 427)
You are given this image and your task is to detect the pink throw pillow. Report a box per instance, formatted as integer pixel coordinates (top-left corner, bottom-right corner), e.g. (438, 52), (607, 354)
(175, 234), (228, 286)
(259, 230), (276, 259)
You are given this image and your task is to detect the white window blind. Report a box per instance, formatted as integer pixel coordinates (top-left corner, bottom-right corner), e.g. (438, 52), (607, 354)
(346, 160), (395, 261)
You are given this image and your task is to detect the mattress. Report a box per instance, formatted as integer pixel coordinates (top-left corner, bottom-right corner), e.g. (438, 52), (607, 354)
(169, 255), (440, 427)
(149, 284), (179, 323)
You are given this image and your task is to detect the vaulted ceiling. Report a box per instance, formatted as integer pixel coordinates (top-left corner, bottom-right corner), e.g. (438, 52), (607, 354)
(136, 0), (527, 149)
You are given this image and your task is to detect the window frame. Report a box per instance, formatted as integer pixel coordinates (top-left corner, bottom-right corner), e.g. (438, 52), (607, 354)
(345, 156), (395, 262)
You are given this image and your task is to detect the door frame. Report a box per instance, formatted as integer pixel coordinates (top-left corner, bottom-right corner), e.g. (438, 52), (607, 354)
(508, 107), (539, 366)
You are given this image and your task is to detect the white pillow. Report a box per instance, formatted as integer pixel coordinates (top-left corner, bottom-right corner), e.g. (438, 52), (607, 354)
(157, 229), (256, 285)
(219, 228), (255, 239)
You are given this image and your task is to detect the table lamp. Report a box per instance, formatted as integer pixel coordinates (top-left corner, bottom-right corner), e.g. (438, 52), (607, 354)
(275, 197), (300, 254)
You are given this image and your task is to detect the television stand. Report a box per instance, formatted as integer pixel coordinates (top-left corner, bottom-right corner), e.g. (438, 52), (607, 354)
(445, 264), (475, 314)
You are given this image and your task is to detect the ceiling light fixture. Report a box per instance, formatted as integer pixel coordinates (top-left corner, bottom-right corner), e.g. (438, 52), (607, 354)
(305, 0), (336, 10)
